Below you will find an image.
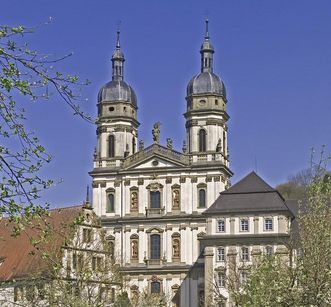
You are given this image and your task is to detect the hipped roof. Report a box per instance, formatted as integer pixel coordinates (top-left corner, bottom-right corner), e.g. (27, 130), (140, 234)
(204, 172), (293, 216)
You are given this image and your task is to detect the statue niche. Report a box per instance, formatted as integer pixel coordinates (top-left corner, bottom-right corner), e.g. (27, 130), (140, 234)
(131, 240), (138, 259)
(130, 191), (138, 211)
(172, 236), (180, 259)
(172, 189), (180, 210)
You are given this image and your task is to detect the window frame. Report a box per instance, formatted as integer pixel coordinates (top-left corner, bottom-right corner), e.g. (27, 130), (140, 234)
(218, 272), (226, 288)
(264, 217), (273, 231)
(241, 247), (250, 261)
(240, 218), (249, 232)
(150, 234), (161, 260)
(108, 134), (115, 158)
(216, 247), (225, 262)
(265, 246), (273, 257)
(198, 129), (207, 152)
(217, 219), (225, 232)
(106, 192), (115, 213)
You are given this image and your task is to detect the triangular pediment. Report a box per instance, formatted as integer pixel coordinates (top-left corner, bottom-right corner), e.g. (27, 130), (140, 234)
(122, 144), (188, 170)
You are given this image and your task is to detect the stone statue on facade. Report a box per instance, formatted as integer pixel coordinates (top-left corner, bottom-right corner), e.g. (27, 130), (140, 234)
(152, 122), (161, 144)
(139, 140), (144, 151)
(131, 191), (138, 210)
(182, 140), (187, 153)
(166, 138), (173, 150)
(216, 138), (222, 152)
(131, 240), (138, 259)
(172, 190), (180, 209)
(173, 238), (180, 258)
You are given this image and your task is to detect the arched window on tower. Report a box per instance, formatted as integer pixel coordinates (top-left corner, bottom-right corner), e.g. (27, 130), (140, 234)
(198, 129), (206, 152)
(198, 189), (206, 208)
(106, 193), (115, 213)
(109, 135), (115, 158)
(132, 137), (136, 154)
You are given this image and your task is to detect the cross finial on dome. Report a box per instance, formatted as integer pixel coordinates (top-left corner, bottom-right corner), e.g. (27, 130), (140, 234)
(205, 18), (209, 40)
(116, 30), (121, 49)
(116, 20), (121, 49)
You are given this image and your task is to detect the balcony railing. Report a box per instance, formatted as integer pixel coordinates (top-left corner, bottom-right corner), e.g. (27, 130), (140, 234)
(145, 207), (165, 217)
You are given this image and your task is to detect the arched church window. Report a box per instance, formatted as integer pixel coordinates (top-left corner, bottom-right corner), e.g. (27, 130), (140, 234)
(132, 137), (136, 154)
(106, 193), (115, 213)
(223, 131), (226, 156)
(150, 234), (161, 259)
(150, 191), (161, 208)
(198, 129), (206, 152)
(198, 189), (206, 208)
(109, 135), (115, 158)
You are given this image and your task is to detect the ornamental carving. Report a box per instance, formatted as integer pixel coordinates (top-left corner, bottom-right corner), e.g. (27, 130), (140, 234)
(138, 178), (144, 185)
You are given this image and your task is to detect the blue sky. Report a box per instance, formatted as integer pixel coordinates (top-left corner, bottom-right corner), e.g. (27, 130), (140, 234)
(2, 0), (331, 207)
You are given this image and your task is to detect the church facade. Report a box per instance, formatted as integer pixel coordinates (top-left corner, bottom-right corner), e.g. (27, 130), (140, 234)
(89, 21), (296, 307)
(90, 21), (232, 306)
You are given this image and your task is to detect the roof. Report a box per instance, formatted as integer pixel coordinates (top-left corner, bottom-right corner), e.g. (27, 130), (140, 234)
(203, 171), (293, 215)
(187, 72), (226, 97)
(0, 205), (82, 282)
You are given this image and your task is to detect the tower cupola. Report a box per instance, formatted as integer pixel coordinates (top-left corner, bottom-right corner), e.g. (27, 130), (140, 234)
(187, 19), (226, 98)
(98, 30), (137, 107)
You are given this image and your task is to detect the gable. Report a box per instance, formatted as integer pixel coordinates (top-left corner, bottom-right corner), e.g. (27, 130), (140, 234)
(134, 156), (182, 169)
(121, 144), (189, 170)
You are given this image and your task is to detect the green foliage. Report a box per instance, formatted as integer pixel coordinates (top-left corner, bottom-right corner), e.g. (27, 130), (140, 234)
(0, 23), (91, 230)
(113, 291), (133, 307)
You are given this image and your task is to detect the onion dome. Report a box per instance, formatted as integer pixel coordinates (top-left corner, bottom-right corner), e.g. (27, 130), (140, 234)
(98, 31), (137, 107)
(187, 20), (226, 98)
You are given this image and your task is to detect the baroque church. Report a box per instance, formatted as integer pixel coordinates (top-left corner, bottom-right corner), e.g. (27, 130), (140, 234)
(90, 20), (296, 307)
(90, 20), (232, 306)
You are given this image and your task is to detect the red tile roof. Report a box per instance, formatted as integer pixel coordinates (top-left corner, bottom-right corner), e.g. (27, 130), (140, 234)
(0, 205), (82, 281)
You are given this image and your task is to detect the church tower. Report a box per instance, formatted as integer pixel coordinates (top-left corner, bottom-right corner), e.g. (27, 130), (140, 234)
(94, 31), (139, 169)
(185, 20), (229, 168)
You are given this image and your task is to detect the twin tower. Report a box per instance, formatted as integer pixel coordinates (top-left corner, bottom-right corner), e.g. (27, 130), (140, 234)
(94, 20), (229, 168)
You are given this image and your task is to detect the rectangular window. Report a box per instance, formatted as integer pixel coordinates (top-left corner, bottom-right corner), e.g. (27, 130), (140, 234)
(240, 219), (249, 232)
(217, 247), (225, 262)
(264, 218), (273, 231)
(240, 271), (248, 284)
(150, 234), (161, 259)
(83, 228), (92, 243)
(92, 256), (103, 271)
(241, 247), (249, 261)
(150, 191), (161, 208)
(217, 219), (225, 232)
(107, 193), (115, 213)
(266, 246), (273, 256)
(218, 273), (225, 287)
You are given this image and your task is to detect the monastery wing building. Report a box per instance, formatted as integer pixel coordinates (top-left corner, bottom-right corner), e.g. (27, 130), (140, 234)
(89, 21), (296, 307)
